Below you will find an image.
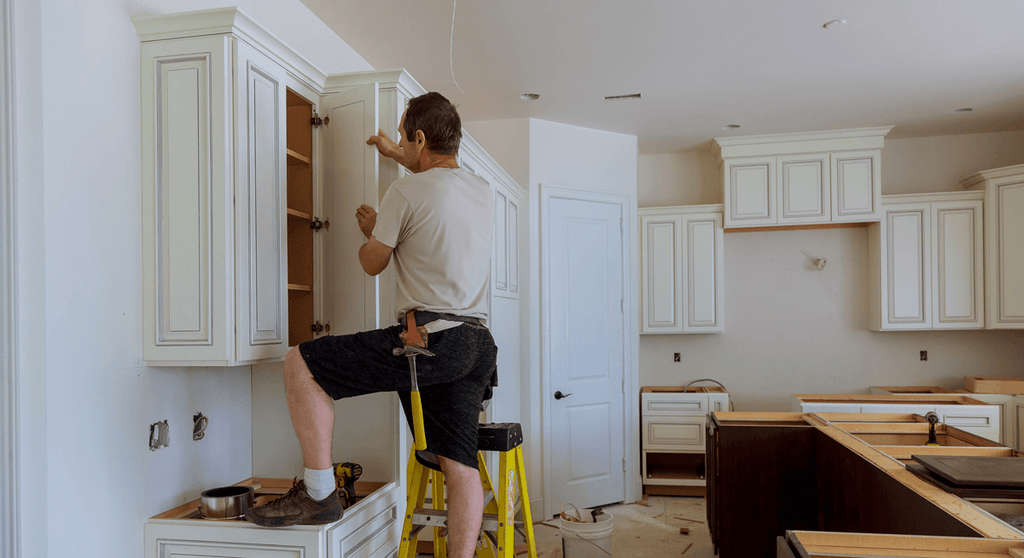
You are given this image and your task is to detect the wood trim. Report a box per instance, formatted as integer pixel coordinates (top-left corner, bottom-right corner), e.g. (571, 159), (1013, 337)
(1, 0), (18, 553)
(724, 221), (871, 233)
(874, 446), (1016, 460)
(791, 530), (1024, 554)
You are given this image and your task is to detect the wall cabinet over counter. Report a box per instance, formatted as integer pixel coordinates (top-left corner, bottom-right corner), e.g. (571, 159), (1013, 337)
(134, 9), (524, 367)
(867, 191), (985, 331)
(712, 127), (892, 229)
(639, 205), (724, 334)
(961, 163), (1024, 330)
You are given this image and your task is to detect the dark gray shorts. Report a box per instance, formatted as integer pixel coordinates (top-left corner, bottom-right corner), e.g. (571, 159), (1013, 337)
(298, 312), (498, 470)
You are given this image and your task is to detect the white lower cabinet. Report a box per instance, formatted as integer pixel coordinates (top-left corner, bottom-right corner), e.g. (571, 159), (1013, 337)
(641, 387), (729, 493)
(868, 192), (985, 331)
(795, 396), (1001, 443)
(639, 205), (724, 334)
(146, 481), (401, 558)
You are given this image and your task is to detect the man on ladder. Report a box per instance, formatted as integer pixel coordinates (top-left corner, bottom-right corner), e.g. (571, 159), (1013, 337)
(246, 92), (497, 558)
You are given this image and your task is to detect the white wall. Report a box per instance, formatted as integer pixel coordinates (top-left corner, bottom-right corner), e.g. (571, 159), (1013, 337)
(13, 1), (371, 556)
(468, 117), (640, 513)
(637, 131), (1024, 412)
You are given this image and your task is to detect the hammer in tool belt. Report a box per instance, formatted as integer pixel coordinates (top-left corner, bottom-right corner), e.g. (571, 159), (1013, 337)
(394, 310), (433, 451)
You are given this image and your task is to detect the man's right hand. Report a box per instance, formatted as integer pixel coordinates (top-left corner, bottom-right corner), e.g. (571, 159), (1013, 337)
(356, 204), (377, 239)
(367, 129), (402, 162)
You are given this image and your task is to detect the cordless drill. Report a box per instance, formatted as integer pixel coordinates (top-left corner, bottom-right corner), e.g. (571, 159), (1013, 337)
(333, 462), (363, 508)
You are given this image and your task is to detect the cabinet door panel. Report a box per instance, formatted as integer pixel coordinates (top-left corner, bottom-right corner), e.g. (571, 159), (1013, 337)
(778, 154), (829, 224)
(507, 197), (519, 294)
(995, 180), (1024, 325)
(886, 208), (930, 328)
(641, 214), (683, 333)
(141, 36), (233, 364)
(494, 188), (509, 293)
(159, 56), (212, 343)
(235, 43), (288, 361)
(933, 201), (983, 328)
(725, 157), (775, 226)
(321, 84), (380, 334)
(832, 150), (880, 221)
(686, 216), (722, 331)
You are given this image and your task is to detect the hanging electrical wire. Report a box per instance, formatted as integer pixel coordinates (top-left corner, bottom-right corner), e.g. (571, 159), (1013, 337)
(449, 0), (464, 93)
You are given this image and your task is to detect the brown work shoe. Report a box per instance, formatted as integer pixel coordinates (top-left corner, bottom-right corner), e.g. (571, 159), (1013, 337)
(245, 479), (343, 527)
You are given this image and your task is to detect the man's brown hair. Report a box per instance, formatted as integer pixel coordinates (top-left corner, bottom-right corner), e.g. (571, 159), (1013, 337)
(404, 92), (462, 156)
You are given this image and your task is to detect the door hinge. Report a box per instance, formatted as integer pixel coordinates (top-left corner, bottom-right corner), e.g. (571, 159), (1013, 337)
(621, 378), (625, 393)
(620, 299), (624, 313)
(620, 218), (623, 233)
(310, 217), (330, 232)
(622, 457), (627, 472)
(311, 112), (323, 127)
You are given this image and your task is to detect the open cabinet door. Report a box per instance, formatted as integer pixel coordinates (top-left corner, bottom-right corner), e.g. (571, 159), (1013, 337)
(320, 83), (380, 336)
(319, 83), (398, 483)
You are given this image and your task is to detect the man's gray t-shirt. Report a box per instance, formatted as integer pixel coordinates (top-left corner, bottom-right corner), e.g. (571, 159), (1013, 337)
(372, 167), (493, 326)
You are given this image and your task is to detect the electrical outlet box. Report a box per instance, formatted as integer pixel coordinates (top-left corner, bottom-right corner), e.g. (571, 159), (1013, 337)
(149, 420), (169, 451)
(920, 351), (928, 361)
(674, 353), (681, 362)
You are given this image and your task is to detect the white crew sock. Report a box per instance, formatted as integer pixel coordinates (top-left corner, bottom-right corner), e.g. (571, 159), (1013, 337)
(304, 467), (335, 501)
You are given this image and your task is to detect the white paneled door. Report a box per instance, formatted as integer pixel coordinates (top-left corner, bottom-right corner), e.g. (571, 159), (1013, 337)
(542, 187), (626, 512)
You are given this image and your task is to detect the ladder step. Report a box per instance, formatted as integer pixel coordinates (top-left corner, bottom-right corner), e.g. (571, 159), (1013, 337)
(412, 507), (514, 533)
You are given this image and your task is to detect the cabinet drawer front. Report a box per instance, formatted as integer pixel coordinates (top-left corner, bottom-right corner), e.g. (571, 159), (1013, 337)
(643, 393), (708, 415)
(644, 419), (705, 449)
(941, 413), (992, 427)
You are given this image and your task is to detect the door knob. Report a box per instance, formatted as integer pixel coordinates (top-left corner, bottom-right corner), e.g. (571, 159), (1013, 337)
(554, 391), (572, 400)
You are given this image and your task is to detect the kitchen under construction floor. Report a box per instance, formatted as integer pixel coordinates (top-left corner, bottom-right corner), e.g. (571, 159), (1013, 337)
(530, 495), (713, 558)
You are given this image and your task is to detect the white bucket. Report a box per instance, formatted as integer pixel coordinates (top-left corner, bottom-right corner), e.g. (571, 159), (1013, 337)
(558, 504), (614, 558)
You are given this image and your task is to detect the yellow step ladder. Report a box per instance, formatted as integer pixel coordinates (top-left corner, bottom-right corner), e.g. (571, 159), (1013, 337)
(398, 423), (538, 558)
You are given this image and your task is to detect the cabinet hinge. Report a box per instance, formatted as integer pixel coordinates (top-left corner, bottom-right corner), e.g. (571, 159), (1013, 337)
(311, 321), (331, 335)
(311, 112), (323, 127)
(310, 217), (329, 232)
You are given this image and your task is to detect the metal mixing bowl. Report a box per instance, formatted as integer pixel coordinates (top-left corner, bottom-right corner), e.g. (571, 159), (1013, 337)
(199, 485), (255, 520)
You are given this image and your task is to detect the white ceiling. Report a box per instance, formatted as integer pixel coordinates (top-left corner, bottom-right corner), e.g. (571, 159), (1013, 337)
(299, 0), (1024, 154)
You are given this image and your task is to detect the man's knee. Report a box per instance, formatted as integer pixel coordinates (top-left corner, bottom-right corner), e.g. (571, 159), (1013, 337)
(438, 456), (478, 480)
(284, 347), (311, 384)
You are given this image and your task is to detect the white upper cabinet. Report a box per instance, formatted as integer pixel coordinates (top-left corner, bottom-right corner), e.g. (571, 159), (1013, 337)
(961, 164), (1024, 329)
(714, 127), (891, 229)
(135, 12), (524, 369)
(136, 12), (293, 366)
(868, 192), (985, 331)
(640, 205), (724, 334)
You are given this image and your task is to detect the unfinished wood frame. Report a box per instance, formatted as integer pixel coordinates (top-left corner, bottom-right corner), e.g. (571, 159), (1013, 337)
(787, 530), (1024, 557)
(152, 477), (388, 521)
(966, 378), (1024, 395)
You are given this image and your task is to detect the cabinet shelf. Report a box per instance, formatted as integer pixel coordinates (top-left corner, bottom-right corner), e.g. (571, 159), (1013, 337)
(287, 148), (311, 166)
(287, 207), (312, 221)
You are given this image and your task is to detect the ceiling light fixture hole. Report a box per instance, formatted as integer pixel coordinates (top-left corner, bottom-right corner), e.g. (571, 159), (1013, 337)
(823, 19), (847, 29)
(722, 124), (741, 130)
(520, 93), (540, 101)
(952, 107), (973, 113)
